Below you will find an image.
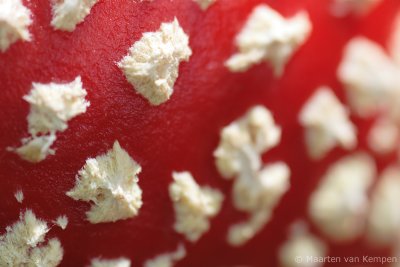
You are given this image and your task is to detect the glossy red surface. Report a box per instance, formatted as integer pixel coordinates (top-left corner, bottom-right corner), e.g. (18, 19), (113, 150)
(1, 0), (400, 266)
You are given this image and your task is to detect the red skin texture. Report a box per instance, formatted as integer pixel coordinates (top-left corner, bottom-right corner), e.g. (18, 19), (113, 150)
(1, 0), (400, 266)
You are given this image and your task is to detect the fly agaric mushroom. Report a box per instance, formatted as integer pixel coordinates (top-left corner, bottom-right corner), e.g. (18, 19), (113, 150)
(2, 0), (400, 266)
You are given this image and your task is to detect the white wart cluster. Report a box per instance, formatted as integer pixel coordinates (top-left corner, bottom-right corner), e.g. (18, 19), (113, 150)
(299, 87), (357, 160)
(89, 257), (131, 267)
(367, 117), (399, 155)
(51, 0), (99, 31)
(214, 106), (290, 246)
(169, 171), (223, 242)
(67, 141), (143, 224)
(9, 77), (90, 163)
(279, 222), (327, 267)
(0, 0), (32, 52)
(144, 244), (186, 267)
(119, 18), (192, 105)
(308, 153), (376, 242)
(338, 37), (400, 154)
(0, 210), (63, 266)
(338, 37), (400, 118)
(367, 165), (400, 246)
(225, 4), (311, 76)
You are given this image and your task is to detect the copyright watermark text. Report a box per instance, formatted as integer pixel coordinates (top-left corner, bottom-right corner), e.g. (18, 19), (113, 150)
(294, 256), (398, 265)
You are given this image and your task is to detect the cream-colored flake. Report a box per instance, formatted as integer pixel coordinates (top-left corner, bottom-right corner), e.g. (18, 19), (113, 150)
(193, 0), (216, 10)
(225, 4), (311, 76)
(232, 162), (290, 218)
(25, 76), (90, 135)
(67, 141), (143, 224)
(144, 244), (186, 267)
(308, 153), (376, 242)
(279, 222), (327, 267)
(10, 133), (56, 163)
(227, 207), (271, 247)
(9, 76), (89, 162)
(51, 0), (99, 31)
(227, 162), (290, 246)
(332, 0), (382, 16)
(14, 190), (24, 203)
(299, 87), (357, 160)
(214, 106), (290, 246)
(29, 239), (63, 267)
(338, 37), (400, 117)
(0, 210), (63, 266)
(367, 165), (400, 246)
(368, 118), (399, 155)
(214, 105), (282, 179)
(0, 0), (32, 52)
(54, 215), (68, 230)
(169, 171), (223, 242)
(118, 18), (192, 105)
(90, 257), (131, 267)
